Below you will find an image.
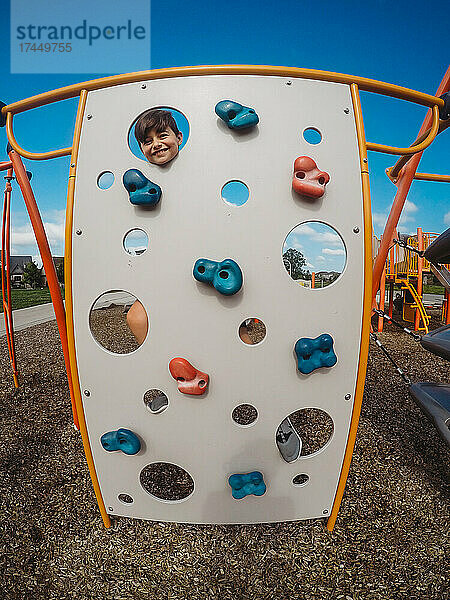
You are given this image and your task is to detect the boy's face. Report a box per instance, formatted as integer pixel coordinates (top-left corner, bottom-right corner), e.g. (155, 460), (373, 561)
(140, 127), (183, 165)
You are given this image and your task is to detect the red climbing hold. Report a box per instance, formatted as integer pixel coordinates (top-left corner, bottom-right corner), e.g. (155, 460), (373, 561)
(169, 357), (209, 395)
(292, 156), (330, 199)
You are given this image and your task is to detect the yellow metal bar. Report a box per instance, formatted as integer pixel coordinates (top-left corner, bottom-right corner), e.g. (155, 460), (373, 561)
(387, 119), (450, 180)
(413, 172), (450, 183)
(1, 65), (444, 116)
(366, 105), (440, 155)
(401, 280), (429, 333)
(6, 112), (72, 160)
(327, 84), (372, 532)
(64, 90), (111, 529)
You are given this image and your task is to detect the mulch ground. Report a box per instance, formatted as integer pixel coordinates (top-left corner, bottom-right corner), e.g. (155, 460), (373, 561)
(0, 309), (448, 600)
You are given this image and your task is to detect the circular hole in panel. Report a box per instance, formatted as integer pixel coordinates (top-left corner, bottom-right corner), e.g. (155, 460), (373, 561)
(232, 404), (258, 426)
(123, 228), (149, 256)
(239, 318), (266, 345)
(128, 107), (189, 162)
(97, 171), (114, 190)
(302, 127), (322, 145)
(89, 291), (148, 353)
(292, 474), (309, 486)
(221, 181), (249, 207)
(287, 408), (334, 457)
(143, 389), (169, 414)
(282, 222), (346, 288)
(118, 493), (134, 504)
(140, 462), (194, 501)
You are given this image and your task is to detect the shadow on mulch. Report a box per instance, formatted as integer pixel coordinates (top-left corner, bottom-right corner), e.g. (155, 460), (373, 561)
(0, 310), (448, 600)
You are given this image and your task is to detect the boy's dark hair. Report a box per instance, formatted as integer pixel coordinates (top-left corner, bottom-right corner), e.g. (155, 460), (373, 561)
(134, 109), (180, 144)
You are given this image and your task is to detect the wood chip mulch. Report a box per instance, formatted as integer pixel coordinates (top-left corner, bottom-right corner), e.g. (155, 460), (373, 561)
(0, 310), (449, 600)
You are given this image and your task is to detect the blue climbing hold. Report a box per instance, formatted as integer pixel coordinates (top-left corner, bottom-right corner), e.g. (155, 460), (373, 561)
(123, 169), (161, 207)
(228, 471), (266, 500)
(215, 100), (259, 130)
(193, 258), (243, 296)
(100, 428), (141, 455)
(294, 334), (337, 375)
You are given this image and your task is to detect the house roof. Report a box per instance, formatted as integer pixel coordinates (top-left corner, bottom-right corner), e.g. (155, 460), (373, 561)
(1, 254), (33, 275)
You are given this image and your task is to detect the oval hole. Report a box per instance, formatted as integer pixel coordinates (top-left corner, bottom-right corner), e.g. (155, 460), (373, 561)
(303, 127), (322, 145)
(143, 389), (169, 414)
(221, 181), (249, 207)
(140, 462), (194, 501)
(286, 408), (334, 457)
(232, 403), (258, 426)
(292, 474), (309, 486)
(239, 318), (266, 345)
(123, 228), (149, 256)
(128, 107), (190, 162)
(89, 291), (148, 353)
(118, 493), (134, 504)
(282, 222), (346, 288)
(97, 171), (114, 190)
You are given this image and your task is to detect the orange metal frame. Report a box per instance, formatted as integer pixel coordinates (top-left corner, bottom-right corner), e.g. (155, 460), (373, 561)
(1, 164), (19, 388)
(1, 65), (447, 531)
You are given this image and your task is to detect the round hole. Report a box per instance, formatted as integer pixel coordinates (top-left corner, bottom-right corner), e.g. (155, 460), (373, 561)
(128, 107), (189, 162)
(143, 389), (169, 414)
(219, 270), (229, 279)
(221, 180), (249, 207)
(97, 171), (114, 190)
(140, 462), (194, 501)
(303, 127), (322, 145)
(283, 408), (334, 457)
(282, 222), (346, 288)
(292, 474), (309, 486)
(239, 318), (266, 345)
(199, 380), (206, 388)
(232, 404), (258, 426)
(318, 177), (325, 185)
(89, 291), (148, 353)
(118, 493), (134, 504)
(198, 265), (206, 274)
(123, 228), (149, 256)
(296, 171), (306, 179)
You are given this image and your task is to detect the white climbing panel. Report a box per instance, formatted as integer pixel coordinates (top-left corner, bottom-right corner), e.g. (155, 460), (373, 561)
(71, 74), (366, 523)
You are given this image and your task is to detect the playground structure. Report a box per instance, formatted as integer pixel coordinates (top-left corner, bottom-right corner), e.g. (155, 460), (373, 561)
(373, 228), (450, 334)
(0, 66), (449, 531)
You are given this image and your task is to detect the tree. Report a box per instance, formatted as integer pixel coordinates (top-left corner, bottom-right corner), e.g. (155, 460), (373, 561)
(56, 262), (64, 285)
(283, 248), (308, 280)
(22, 261), (43, 289)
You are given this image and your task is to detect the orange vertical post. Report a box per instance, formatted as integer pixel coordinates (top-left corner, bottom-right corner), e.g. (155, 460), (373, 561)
(311, 272), (315, 289)
(9, 149), (79, 429)
(414, 227), (423, 330)
(1, 168), (19, 387)
(445, 290), (450, 324)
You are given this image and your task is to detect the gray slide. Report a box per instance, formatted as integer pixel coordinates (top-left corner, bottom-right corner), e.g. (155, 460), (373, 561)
(424, 227), (450, 265)
(409, 383), (450, 447)
(420, 325), (450, 362)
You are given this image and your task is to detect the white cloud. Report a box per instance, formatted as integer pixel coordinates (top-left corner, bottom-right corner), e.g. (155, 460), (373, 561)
(10, 215), (65, 260)
(317, 255), (325, 261)
(305, 262), (315, 268)
(323, 248), (345, 255)
(372, 212), (388, 228)
(444, 212), (450, 225)
(294, 226), (341, 245)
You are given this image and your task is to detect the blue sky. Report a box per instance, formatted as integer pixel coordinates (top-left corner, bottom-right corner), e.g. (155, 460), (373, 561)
(0, 0), (448, 264)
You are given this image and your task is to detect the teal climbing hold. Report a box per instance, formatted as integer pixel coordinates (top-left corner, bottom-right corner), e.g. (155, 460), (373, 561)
(215, 100), (259, 129)
(228, 471), (266, 499)
(193, 258), (243, 296)
(123, 169), (161, 207)
(100, 428), (141, 455)
(294, 334), (337, 375)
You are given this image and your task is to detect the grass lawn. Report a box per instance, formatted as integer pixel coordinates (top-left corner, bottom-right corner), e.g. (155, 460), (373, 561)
(0, 288), (52, 312)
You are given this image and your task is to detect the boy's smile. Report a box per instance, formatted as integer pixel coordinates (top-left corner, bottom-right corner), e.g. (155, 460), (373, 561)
(140, 127), (183, 165)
